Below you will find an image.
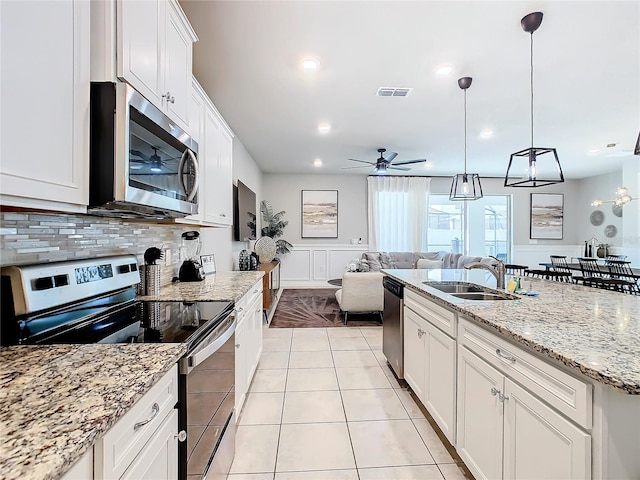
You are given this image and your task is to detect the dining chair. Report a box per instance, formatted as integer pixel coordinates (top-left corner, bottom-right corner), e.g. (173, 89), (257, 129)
(505, 264), (528, 275)
(606, 260), (640, 295)
(605, 254), (628, 264)
(578, 257), (628, 292)
(549, 255), (576, 282)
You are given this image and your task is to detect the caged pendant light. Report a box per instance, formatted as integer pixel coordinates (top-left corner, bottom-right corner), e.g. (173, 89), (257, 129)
(505, 12), (564, 188)
(450, 77), (483, 201)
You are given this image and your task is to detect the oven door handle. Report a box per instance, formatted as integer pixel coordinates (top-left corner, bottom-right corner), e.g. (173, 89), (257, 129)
(182, 315), (236, 373)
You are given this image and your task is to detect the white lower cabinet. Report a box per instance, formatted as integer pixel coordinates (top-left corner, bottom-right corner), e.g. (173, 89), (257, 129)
(234, 280), (264, 414)
(95, 365), (178, 480)
(403, 292), (456, 443)
(457, 346), (590, 480)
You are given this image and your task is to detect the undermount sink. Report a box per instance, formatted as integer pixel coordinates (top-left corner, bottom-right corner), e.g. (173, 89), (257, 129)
(425, 283), (485, 294)
(423, 282), (517, 301)
(450, 292), (516, 301)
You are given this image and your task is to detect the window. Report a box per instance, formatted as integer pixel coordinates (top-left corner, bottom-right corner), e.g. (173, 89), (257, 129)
(425, 194), (512, 260)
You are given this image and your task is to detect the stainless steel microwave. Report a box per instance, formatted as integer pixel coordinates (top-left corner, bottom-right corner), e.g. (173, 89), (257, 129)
(89, 82), (199, 219)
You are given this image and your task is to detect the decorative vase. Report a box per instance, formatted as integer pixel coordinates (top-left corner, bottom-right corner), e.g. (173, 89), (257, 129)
(596, 244), (607, 258)
(250, 252), (259, 270)
(239, 249), (250, 271)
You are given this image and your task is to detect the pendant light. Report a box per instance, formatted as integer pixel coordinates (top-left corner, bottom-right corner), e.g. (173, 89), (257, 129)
(505, 12), (564, 187)
(450, 77), (483, 201)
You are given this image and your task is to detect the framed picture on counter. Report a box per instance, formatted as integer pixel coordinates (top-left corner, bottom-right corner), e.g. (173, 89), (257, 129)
(301, 190), (338, 238)
(530, 193), (564, 240)
(200, 254), (216, 274)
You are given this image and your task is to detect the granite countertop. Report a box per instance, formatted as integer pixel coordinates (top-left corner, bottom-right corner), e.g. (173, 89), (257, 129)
(382, 268), (640, 395)
(137, 271), (265, 303)
(0, 343), (186, 480)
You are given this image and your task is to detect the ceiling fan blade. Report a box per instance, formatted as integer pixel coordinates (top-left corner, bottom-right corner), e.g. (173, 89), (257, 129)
(383, 152), (398, 162)
(129, 150), (150, 161)
(347, 158), (376, 165)
(392, 159), (427, 166)
(341, 165), (373, 169)
(388, 166), (411, 171)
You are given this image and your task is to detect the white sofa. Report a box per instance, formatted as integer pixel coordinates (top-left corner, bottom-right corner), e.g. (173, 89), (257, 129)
(335, 272), (384, 324)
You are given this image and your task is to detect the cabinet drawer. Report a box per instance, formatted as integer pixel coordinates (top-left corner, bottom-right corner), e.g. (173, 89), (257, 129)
(405, 289), (456, 337)
(236, 280), (262, 318)
(95, 365), (178, 480)
(459, 318), (592, 429)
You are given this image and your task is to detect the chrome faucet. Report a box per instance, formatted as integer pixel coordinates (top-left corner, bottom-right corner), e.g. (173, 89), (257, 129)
(464, 256), (506, 290)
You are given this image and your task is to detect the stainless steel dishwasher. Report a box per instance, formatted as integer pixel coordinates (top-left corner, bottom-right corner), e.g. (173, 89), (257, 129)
(382, 276), (404, 379)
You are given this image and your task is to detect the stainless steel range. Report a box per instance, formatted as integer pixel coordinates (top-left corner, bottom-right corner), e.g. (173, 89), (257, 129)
(1, 255), (236, 480)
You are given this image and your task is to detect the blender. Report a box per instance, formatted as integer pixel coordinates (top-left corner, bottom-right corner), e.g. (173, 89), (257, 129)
(178, 231), (205, 281)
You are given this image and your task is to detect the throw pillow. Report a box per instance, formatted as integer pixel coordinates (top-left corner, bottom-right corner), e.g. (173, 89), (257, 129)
(362, 252), (382, 271)
(380, 252), (395, 269)
(417, 259), (443, 269)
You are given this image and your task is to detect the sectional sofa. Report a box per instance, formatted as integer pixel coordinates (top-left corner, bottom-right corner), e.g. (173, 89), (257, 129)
(361, 251), (496, 271)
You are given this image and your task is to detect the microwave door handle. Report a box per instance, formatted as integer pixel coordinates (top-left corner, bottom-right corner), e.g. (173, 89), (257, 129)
(179, 149), (199, 202)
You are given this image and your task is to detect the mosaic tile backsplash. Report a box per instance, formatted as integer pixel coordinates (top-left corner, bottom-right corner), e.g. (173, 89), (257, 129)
(0, 212), (199, 286)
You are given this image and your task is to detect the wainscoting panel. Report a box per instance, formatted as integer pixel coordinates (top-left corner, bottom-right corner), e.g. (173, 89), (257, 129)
(280, 244), (369, 287)
(313, 250), (327, 281)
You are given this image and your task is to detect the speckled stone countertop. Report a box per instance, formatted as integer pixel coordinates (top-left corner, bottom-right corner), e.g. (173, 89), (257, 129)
(137, 271), (264, 303)
(382, 268), (640, 395)
(0, 343), (186, 480)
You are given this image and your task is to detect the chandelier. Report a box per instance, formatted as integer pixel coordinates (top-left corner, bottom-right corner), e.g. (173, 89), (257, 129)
(591, 187), (638, 207)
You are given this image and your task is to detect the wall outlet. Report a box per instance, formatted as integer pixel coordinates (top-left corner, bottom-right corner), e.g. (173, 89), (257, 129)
(165, 249), (172, 266)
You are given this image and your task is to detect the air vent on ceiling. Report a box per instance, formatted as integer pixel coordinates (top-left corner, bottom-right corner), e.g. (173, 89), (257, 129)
(376, 87), (413, 97)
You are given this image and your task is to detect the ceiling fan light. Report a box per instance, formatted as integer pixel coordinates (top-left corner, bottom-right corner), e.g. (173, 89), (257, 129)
(450, 173), (483, 201)
(591, 199), (603, 207)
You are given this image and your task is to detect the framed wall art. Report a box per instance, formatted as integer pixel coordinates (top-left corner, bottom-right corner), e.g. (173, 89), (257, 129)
(530, 193), (564, 240)
(301, 190), (338, 238)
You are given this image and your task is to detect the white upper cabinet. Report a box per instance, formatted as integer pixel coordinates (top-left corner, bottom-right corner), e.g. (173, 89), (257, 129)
(0, 0), (90, 212)
(116, 0), (196, 131)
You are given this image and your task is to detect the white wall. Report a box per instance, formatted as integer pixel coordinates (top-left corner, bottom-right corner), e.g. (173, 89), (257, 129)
(262, 174), (368, 245)
(200, 137), (263, 271)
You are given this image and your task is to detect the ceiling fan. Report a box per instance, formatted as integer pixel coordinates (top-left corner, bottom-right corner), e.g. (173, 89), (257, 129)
(343, 148), (427, 173)
(129, 147), (179, 174)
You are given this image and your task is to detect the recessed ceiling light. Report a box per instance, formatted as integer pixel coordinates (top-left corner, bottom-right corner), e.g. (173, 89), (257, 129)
(318, 123), (331, 134)
(424, 161), (433, 169)
(313, 158), (323, 167)
(436, 65), (453, 76)
(480, 128), (494, 138)
(589, 148), (600, 154)
(301, 58), (320, 71)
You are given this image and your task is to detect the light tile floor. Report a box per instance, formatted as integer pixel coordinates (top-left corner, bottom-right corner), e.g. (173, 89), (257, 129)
(228, 326), (473, 480)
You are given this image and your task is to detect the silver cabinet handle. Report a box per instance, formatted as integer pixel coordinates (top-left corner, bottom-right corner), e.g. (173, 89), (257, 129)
(237, 307), (244, 312)
(220, 213), (226, 217)
(162, 92), (175, 103)
(134, 403), (159, 431)
(490, 387), (509, 402)
(496, 348), (516, 363)
(235, 343), (240, 348)
(417, 328), (425, 339)
(175, 430), (187, 442)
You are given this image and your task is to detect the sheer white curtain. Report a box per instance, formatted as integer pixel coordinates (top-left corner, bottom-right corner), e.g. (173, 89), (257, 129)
(367, 176), (431, 251)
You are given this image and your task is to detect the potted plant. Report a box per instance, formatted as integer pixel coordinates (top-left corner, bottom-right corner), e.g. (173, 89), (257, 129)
(252, 201), (293, 255)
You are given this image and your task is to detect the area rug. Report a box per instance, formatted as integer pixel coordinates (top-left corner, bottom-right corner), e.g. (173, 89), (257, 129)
(269, 288), (383, 328)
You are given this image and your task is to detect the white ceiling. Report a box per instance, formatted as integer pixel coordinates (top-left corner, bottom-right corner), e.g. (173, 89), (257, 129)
(180, 1), (640, 179)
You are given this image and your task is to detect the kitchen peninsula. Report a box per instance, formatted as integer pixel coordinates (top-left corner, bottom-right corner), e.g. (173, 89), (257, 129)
(382, 268), (640, 480)
(0, 271), (265, 480)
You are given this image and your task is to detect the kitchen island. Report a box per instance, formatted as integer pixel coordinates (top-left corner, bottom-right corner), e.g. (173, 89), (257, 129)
(382, 268), (640, 479)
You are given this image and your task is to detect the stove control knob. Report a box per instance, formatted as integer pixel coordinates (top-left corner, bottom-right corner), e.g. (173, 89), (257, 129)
(175, 430), (187, 442)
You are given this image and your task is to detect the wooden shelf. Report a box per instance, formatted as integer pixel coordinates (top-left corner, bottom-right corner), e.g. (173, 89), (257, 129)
(258, 260), (281, 312)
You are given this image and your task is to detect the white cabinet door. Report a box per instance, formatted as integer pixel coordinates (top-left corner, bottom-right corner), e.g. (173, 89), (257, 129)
(503, 379), (591, 480)
(403, 307), (426, 400)
(0, 0), (89, 211)
(202, 106), (222, 224)
(247, 290), (264, 378)
(121, 409), (178, 480)
(424, 322), (456, 444)
(456, 346), (504, 480)
(217, 128), (234, 225)
(163, 1), (192, 128)
(234, 315), (249, 414)
(117, 0), (164, 107)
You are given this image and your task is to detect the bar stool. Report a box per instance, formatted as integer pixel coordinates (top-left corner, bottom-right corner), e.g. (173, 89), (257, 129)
(549, 255), (578, 283)
(578, 257), (628, 292)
